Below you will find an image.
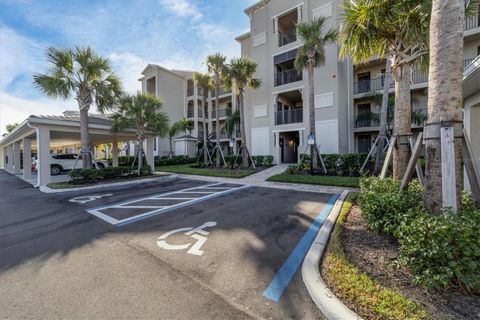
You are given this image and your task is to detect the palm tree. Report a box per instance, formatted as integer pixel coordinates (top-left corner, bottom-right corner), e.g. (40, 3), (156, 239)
(167, 123), (180, 157)
(111, 92), (169, 173)
(224, 57), (261, 168)
(193, 72), (212, 166)
(224, 108), (240, 155)
(295, 18), (337, 174)
(424, 0), (466, 212)
(206, 53), (227, 168)
(34, 46), (122, 169)
(175, 117), (194, 136)
(339, 0), (429, 178)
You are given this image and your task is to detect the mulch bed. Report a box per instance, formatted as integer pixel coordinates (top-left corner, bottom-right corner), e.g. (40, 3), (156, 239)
(341, 204), (480, 319)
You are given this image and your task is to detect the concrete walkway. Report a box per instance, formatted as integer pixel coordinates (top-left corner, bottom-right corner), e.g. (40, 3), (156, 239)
(170, 164), (357, 194)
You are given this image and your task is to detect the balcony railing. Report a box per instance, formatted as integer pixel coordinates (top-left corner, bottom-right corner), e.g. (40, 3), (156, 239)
(278, 28), (297, 47)
(465, 13), (479, 31)
(275, 108), (303, 125)
(211, 108), (229, 118)
(354, 108), (427, 128)
(354, 71), (428, 94)
(274, 69), (303, 86)
(187, 108), (194, 118)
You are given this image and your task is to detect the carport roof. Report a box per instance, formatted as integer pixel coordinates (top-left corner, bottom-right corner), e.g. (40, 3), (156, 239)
(0, 110), (139, 146)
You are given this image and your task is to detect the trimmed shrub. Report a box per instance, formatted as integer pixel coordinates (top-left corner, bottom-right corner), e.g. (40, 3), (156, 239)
(264, 155), (274, 167)
(398, 205), (480, 291)
(359, 176), (424, 236)
(154, 155), (196, 167)
(68, 166), (134, 182)
(252, 155), (265, 167)
(286, 165), (298, 174)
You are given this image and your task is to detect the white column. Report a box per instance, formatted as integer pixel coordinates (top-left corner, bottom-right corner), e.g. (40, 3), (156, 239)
(145, 137), (155, 171)
(13, 142), (21, 174)
(297, 5), (302, 23)
(23, 138), (32, 179)
(7, 144), (14, 172)
(37, 128), (51, 187)
(299, 130), (304, 147)
(112, 138), (119, 167)
(274, 17), (279, 33)
(1, 147), (5, 169)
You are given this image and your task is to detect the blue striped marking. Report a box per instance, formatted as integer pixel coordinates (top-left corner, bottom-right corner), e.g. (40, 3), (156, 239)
(262, 193), (340, 303)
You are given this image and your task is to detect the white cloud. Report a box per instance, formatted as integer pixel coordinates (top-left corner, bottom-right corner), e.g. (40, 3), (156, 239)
(0, 91), (74, 135)
(109, 52), (147, 94)
(159, 0), (202, 20)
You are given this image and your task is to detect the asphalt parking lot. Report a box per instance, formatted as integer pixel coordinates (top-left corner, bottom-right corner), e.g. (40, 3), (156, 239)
(0, 170), (338, 319)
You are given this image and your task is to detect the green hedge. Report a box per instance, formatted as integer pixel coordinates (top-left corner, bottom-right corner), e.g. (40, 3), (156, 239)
(224, 154), (274, 168)
(300, 153), (372, 176)
(68, 165), (152, 182)
(155, 155), (196, 167)
(359, 176), (480, 291)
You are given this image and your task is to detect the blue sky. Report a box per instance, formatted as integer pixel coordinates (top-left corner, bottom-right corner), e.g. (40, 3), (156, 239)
(0, 0), (256, 134)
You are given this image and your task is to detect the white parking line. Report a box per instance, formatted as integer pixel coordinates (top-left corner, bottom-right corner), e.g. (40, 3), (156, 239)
(86, 183), (251, 227)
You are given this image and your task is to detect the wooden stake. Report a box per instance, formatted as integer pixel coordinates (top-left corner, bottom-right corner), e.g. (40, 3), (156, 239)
(409, 135), (425, 186)
(360, 135), (379, 172)
(463, 129), (480, 203)
(440, 127), (457, 213)
(400, 133), (424, 190)
(380, 136), (396, 179)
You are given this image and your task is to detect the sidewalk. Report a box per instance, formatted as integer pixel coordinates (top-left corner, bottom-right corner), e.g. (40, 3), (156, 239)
(170, 164), (356, 194)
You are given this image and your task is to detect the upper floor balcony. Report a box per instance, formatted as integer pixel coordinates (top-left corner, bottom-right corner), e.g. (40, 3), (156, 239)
(275, 108), (303, 125)
(278, 28), (297, 47)
(465, 12), (479, 31)
(354, 71), (428, 95)
(275, 69), (303, 87)
(187, 87), (204, 97)
(354, 108), (427, 130)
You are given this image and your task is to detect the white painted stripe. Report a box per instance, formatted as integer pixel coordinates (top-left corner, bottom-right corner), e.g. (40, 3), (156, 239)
(87, 209), (120, 225)
(179, 191), (218, 194)
(111, 205), (167, 209)
(152, 197), (198, 200)
(114, 185), (251, 227)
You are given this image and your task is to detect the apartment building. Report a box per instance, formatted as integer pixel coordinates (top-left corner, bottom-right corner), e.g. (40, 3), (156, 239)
(139, 0), (480, 167)
(138, 64), (239, 158)
(237, 0), (353, 165)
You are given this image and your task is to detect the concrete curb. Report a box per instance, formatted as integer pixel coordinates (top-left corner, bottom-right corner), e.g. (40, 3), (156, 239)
(39, 174), (178, 193)
(302, 190), (363, 320)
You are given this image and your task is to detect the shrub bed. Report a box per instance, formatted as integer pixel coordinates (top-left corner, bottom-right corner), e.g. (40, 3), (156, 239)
(287, 153), (372, 177)
(154, 155), (196, 167)
(68, 165), (152, 183)
(359, 176), (480, 292)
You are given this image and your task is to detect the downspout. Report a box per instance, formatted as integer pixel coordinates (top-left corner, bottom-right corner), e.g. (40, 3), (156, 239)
(27, 122), (41, 188)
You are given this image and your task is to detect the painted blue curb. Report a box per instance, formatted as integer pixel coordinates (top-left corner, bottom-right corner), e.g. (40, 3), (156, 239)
(262, 193), (340, 303)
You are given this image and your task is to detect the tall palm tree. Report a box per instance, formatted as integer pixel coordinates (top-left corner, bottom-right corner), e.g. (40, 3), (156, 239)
(167, 123), (181, 157)
(224, 108), (240, 155)
(175, 117), (194, 136)
(340, 0), (429, 178)
(424, 0), (466, 212)
(192, 72), (212, 166)
(224, 57), (261, 168)
(295, 18), (337, 174)
(206, 53), (227, 168)
(111, 92), (169, 173)
(34, 46), (122, 169)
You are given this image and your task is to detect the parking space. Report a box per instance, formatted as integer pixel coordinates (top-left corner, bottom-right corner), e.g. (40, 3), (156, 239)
(0, 171), (338, 319)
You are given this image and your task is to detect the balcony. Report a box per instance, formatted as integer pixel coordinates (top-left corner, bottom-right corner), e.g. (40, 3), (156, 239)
(187, 108), (194, 118)
(187, 87), (204, 97)
(211, 108), (229, 119)
(465, 13), (479, 31)
(275, 69), (302, 87)
(278, 28), (297, 47)
(354, 108), (427, 129)
(354, 71), (428, 94)
(275, 108), (303, 125)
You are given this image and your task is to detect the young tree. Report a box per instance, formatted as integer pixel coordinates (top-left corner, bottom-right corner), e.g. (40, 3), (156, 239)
(340, 0), (429, 178)
(224, 108), (240, 155)
(192, 72), (212, 166)
(295, 18), (337, 174)
(111, 92), (169, 173)
(424, 0), (466, 212)
(206, 53), (227, 168)
(224, 57), (261, 168)
(5, 123), (19, 133)
(34, 46), (122, 169)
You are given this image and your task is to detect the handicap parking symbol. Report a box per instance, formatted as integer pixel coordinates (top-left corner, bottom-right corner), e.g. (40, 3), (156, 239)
(156, 222), (217, 256)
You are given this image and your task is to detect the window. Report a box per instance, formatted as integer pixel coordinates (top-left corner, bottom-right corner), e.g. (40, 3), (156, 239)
(358, 135), (372, 153)
(357, 72), (371, 93)
(274, 49), (303, 86)
(146, 76), (156, 95)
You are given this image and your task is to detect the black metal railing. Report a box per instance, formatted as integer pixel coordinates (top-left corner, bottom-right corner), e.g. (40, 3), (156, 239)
(354, 71), (428, 94)
(274, 69), (302, 86)
(464, 58), (475, 69)
(465, 13), (479, 31)
(278, 28), (297, 47)
(275, 108), (303, 125)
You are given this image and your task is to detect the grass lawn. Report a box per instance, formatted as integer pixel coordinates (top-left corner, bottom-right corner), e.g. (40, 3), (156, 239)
(322, 193), (428, 320)
(47, 174), (166, 189)
(156, 164), (256, 178)
(267, 174), (360, 188)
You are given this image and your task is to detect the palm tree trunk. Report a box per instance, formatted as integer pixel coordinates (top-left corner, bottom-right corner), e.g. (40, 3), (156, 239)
(308, 64), (316, 173)
(79, 106), (92, 169)
(239, 90), (248, 168)
(169, 138), (174, 157)
(392, 63), (412, 179)
(424, 0), (464, 212)
(202, 94), (208, 166)
(374, 57), (393, 174)
(137, 139), (144, 175)
(215, 84), (221, 168)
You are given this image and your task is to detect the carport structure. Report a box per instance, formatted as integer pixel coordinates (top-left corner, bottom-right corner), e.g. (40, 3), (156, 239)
(0, 111), (156, 187)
